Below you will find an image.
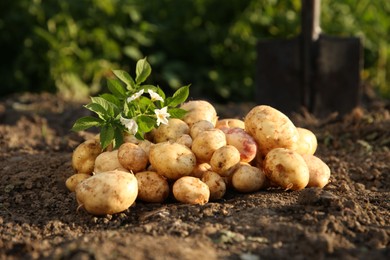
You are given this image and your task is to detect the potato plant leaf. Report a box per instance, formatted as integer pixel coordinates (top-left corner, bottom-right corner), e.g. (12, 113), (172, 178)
(107, 78), (126, 98)
(113, 70), (136, 90)
(135, 57), (151, 84)
(165, 85), (190, 107)
(100, 125), (115, 150)
(71, 116), (103, 132)
(168, 108), (187, 119)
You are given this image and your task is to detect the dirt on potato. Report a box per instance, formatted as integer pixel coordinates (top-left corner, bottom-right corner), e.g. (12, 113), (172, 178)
(0, 92), (389, 260)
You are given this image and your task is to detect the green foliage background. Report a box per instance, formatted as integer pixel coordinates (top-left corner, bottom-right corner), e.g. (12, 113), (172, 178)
(1, 0), (389, 101)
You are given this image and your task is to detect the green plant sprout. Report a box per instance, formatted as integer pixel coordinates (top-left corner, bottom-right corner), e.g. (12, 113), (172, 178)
(72, 57), (189, 150)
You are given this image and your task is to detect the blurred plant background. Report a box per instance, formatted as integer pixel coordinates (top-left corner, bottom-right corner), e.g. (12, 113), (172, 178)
(0, 0), (389, 102)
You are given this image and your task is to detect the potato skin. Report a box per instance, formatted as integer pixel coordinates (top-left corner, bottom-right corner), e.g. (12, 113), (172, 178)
(172, 176), (210, 205)
(75, 170), (138, 215)
(180, 100), (218, 127)
(191, 129), (227, 162)
(302, 154), (331, 188)
(221, 127), (257, 163)
(215, 118), (245, 129)
(118, 143), (148, 173)
(65, 173), (90, 192)
(201, 171), (226, 200)
(231, 164), (266, 193)
(190, 120), (215, 139)
(210, 145), (241, 176)
(244, 105), (299, 156)
(295, 127), (318, 155)
(149, 142), (196, 180)
(153, 118), (190, 143)
(72, 139), (102, 174)
(263, 148), (309, 191)
(135, 171), (170, 203)
(94, 150), (127, 173)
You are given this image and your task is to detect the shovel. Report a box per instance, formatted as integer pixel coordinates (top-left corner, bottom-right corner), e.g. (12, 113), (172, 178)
(256, 0), (362, 117)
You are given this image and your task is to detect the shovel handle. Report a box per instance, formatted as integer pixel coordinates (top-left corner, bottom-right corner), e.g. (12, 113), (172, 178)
(301, 0), (321, 41)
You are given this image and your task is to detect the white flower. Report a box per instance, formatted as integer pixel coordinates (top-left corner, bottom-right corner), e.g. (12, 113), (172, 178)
(154, 106), (170, 126)
(127, 89), (144, 102)
(148, 89), (164, 102)
(120, 115), (138, 135)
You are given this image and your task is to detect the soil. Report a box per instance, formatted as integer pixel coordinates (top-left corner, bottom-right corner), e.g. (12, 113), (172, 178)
(0, 92), (389, 260)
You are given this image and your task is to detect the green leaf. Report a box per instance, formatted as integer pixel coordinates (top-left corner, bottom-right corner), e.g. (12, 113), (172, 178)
(107, 78), (126, 98)
(91, 96), (118, 117)
(113, 70), (136, 90)
(71, 116), (103, 132)
(100, 125), (115, 150)
(84, 103), (108, 120)
(135, 57), (152, 84)
(168, 108), (187, 119)
(112, 127), (124, 149)
(100, 93), (121, 108)
(136, 115), (156, 133)
(166, 85), (190, 107)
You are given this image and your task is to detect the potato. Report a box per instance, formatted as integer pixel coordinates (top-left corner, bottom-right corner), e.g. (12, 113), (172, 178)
(118, 143), (148, 173)
(135, 171), (170, 203)
(210, 145), (240, 176)
(221, 127), (258, 163)
(244, 105), (299, 156)
(172, 176), (210, 205)
(153, 118), (190, 143)
(190, 120), (215, 139)
(149, 142), (196, 180)
(191, 162), (212, 178)
(72, 139), (102, 174)
(216, 118), (245, 129)
(302, 154), (331, 188)
(191, 129), (226, 162)
(263, 148), (309, 191)
(201, 171), (226, 200)
(65, 173), (90, 192)
(295, 127), (318, 155)
(231, 163), (266, 193)
(180, 100), (218, 127)
(94, 150), (127, 173)
(75, 170), (138, 215)
(176, 134), (193, 148)
(138, 139), (153, 157)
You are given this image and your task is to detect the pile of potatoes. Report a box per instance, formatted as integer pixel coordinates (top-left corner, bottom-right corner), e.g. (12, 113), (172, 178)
(67, 100), (331, 216)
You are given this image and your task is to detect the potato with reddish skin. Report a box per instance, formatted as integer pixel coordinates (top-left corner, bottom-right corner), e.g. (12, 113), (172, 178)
(153, 118), (190, 143)
(263, 148), (309, 191)
(173, 176), (210, 205)
(295, 127), (318, 155)
(215, 118), (245, 129)
(180, 100), (218, 127)
(135, 171), (170, 203)
(65, 173), (90, 192)
(190, 120), (215, 139)
(210, 145), (241, 176)
(201, 171), (226, 200)
(149, 142), (196, 180)
(94, 150), (128, 173)
(244, 105), (299, 156)
(118, 143), (148, 173)
(302, 154), (331, 188)
(232, 163), (267, 193)
(191, 129), (226, 162)
(75, 170), (138, 215)
(72, 139), (102, 174)
(221, 127), (258, 163)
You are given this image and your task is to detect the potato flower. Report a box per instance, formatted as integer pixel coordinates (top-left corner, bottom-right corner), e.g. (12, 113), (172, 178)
(148, 89), (164, 102)
(120, 115), (138, 135)
(155, 107), (170, 126)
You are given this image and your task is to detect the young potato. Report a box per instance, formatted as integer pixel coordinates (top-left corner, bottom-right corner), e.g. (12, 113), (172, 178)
(231, 163), (267, 193)
(176, 134), (193, 148)
(65, 173), (90, 192)
(201, 171), (226, 200)
(191, 162), (212, 178)
(135, 171), (170, 203)
(244, 105), (299, 156)
(210, 145), (241, 176)
(191, 129), (227, 162)
(302, 154), (331, 188)
(180, 100), (218, 127)
(221, 127), (258, 163)
(118, 143), (149, 173)
(295, 127), (318, 155)
(153, 118), (190, 143)
(215, 118), (245, 130)
(75, 170), (138, 215)
(94, 150), (128, 173)
(72, 139), (102, 174)
(149, 142), (196, 180)
(263, 148), (309, 191)
(172, 176), (210, 205)
(138, 139), (153, 157)
(190, 120), (215, 139)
